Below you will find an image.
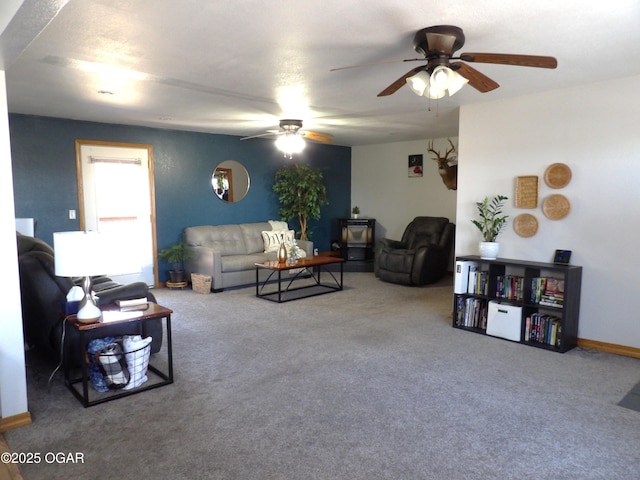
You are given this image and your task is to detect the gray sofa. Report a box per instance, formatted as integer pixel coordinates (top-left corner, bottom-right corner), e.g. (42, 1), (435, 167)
(183, 222), (313, 291)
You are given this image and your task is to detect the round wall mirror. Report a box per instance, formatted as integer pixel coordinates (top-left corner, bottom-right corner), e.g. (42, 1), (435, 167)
(212, 160), (250, 202)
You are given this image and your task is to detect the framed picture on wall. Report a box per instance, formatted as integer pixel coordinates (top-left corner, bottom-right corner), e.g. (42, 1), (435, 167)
(408, 154), (423, 177)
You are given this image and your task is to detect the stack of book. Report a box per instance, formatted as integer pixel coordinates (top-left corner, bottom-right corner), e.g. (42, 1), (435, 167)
(455, 297), (487, 329)
(530, 277), (564, 307)
(467, 267), (489, 296)
(525, 313), (562, 347)
(495, 274), (524, 301)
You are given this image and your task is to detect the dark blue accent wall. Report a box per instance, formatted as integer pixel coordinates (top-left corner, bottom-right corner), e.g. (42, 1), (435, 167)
(10, 114), (351, 280)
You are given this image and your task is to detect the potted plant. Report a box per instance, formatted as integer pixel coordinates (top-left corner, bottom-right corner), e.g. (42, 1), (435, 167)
(351, 206), (360, 219)
(272, 164), (328, 241)
(471, 195), (509, 260)
(158, 241), (193, 283)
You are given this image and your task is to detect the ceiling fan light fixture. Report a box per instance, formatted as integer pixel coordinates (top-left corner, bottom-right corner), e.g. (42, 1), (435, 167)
(429, 65), (468, 97)
(275, 133), (305, 158)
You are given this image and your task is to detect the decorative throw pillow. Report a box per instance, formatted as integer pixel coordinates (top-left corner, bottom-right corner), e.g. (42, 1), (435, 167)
(262, 229), (295, 253)
(268, 220), (289, 231)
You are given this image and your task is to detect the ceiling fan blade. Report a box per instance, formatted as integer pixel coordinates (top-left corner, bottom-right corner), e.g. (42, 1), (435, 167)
(303, 131), (333, 143)
(452, 62), (499, 93)
(460, 53), (557, 69)
(240, 131), (281, 141)
(330, 57), (425, 72)
(377, 66), (425, 97)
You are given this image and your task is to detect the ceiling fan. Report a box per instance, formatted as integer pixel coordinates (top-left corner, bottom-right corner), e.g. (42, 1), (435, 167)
(241, 119), (333, 158)
(331, 25), (557, 97)
(241, 119), (333, 143)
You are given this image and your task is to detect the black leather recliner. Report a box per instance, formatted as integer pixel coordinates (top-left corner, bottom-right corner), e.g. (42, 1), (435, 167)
(16, 233), (162, 366)
(375, 217), (455, 286)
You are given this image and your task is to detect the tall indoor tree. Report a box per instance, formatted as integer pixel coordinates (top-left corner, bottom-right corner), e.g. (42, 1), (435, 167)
(272, 164), (328, 240)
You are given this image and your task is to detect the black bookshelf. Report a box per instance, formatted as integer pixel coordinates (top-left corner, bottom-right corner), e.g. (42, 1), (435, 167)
(453, 255), (582, 353)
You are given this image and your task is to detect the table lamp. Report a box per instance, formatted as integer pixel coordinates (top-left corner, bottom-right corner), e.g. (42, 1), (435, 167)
(54, 231), (108, 324)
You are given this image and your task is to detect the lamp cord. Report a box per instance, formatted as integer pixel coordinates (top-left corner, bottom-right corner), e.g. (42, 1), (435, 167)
(47, 316), (69, 392)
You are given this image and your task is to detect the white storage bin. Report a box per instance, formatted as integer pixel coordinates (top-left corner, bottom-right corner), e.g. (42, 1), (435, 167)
(486, 301), (522, 341)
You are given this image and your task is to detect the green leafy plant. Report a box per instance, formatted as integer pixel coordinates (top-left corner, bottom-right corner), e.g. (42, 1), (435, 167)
(352, 206), (360, 215)
(158, 241), (193, 271)
(273, 164), (328, 241)
(471, 195), (509, 242)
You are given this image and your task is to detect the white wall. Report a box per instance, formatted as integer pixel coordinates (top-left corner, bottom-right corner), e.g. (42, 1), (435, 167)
(0, 71), (29, 419)
(352, 138), (458, 242)
(457, 74), (640, 348)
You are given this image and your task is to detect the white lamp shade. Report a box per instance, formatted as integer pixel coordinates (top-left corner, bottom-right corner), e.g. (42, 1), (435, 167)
(54, 231), (109, 277)
(446, 69), (469, 95)
(424, 84), (446, 99)
(54, 231), (141, 277)
(430, 66), (453, 90)
(406, 71), (430, 96)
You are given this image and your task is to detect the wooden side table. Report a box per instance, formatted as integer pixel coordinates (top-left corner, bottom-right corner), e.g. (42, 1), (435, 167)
(63, 303), (174, 407)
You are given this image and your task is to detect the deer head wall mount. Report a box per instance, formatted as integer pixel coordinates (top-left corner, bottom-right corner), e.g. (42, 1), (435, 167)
(428, 138), (458, 190)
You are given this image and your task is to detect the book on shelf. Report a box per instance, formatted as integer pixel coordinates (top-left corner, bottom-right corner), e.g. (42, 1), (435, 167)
(544, 278), (565, 295)
(530, 277), (564, 306)
(539, 293), (564, 308)
(467, 264), (479, 294)
(455, 296), (487, 329)
(496, 274), (524, 301)
(467, 269), (488, 296)
(524, 313), (562, 347)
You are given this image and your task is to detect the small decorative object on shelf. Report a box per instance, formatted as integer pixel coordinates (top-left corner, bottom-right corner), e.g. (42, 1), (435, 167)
(471, 195), (509, 259)
(453, 255), (582, 353)
(351, 206), (360, 219)
(553, 249), (572, 265)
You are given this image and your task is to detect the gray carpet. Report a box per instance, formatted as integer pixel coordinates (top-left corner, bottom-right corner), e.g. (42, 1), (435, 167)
(7, 272), (640, 479)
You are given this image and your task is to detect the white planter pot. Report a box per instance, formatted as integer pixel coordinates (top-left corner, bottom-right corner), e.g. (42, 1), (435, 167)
(479, 241), (500, 260)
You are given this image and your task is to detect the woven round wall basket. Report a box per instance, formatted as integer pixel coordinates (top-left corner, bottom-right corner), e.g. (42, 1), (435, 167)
(513, 213), (539, 237)
(542, 194), (571, 220)
(544, 163), (572, 189)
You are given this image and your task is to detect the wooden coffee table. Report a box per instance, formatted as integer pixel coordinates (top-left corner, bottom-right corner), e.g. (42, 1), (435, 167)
(255, 255), (344, 303)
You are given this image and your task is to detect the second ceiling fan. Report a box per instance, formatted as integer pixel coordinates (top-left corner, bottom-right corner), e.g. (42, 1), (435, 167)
(332, 25), (557, 97)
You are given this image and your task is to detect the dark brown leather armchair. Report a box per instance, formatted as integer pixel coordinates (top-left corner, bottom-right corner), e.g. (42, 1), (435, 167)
(16, 233), (161, 365)
(374, 217), (455, 286)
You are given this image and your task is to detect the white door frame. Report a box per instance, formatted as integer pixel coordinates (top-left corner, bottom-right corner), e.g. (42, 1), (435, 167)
(75, 139), (159, 287)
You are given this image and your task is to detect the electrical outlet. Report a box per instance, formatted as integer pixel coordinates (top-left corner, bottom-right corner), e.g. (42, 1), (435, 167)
(69, 209), (76, 220)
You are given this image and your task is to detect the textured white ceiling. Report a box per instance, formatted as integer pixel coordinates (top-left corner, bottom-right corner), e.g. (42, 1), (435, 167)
(2, 0), (640, 146)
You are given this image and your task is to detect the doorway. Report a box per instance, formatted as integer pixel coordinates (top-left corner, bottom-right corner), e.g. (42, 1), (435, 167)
(75, 140), (158, 287)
